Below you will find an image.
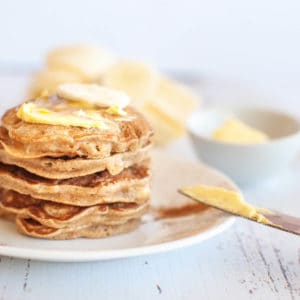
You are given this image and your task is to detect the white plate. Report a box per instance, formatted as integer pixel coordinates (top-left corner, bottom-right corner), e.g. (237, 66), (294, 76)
(0, 151), (236, 262)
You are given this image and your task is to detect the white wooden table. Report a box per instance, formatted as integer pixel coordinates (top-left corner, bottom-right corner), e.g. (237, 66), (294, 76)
(0, 74), (299, 300)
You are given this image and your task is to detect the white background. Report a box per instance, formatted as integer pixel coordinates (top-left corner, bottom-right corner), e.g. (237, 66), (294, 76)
(1, 0), (300, 88)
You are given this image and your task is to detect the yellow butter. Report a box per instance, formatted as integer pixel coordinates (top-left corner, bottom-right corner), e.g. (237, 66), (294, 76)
(213, 118), (268, 144)
(17, 102), (107, 128)
(180, 185), (271, 224)
(106, 105), (127, 116)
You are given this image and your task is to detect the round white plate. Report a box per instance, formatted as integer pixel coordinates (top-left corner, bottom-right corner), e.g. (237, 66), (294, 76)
(0, 151), (236, 262)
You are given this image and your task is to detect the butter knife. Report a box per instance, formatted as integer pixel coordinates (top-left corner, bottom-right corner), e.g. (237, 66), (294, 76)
(179, 186), (300, 236)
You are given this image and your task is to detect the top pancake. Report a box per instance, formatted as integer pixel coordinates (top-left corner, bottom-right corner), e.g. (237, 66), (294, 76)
(0, 96), (153, 159)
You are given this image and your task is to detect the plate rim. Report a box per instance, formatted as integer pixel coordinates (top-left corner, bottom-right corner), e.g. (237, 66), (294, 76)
(0, 216), (235, 262)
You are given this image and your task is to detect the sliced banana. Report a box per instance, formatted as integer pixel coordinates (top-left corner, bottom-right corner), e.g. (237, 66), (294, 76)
(101, 60), (159, 105)
(47, 44), (116, 81)
(28, 68), (85, 98)
(57, 83), (131, 108)
(140, 77), (199, 145)
(143, 101), (185, 133)
(150, 77), (199, 123)
(142, 102), (185, 145)
(26, 44), (200, 144)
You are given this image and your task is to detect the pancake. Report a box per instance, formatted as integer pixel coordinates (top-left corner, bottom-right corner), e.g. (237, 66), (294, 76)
(0, 101), (153, 159)
(0, 188), (148, 229)
(0, 161), (150, 206)
(16, 217), (141, 239)
(0, 84), (152, 240)
(0, 144), (151, 179)
(0, 206), (14, 220)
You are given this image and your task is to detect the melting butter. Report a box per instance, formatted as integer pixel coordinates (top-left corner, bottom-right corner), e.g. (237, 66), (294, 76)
(17, 101), (108, 128)
(180, 185), (272, 224)
(106, 105), (127, 116)
(213, 118), (269, 144)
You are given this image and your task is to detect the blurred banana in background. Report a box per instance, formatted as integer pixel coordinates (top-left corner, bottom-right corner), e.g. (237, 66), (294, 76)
(28, 45), (116, 97)
(101, 61), (159, 104)
(28, 44), (200, 145)
(47, 45), (116, 81)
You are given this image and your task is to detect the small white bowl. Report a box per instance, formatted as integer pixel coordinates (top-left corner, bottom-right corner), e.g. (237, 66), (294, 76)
(187, 107), (300, 185)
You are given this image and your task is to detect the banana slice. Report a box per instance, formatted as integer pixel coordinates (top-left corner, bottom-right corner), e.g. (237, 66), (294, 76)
(57, 83), (131, 108)
(150, 77), (199, 123)
(47, 44), (116, 81)
(142, 103), (185, 145)
(101, 60), (159, 105)
(28, 68), (85, 98)
(141, 77), (199, 145)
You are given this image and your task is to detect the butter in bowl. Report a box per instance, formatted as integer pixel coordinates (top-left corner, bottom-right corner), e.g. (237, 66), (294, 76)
(187, 107), (300, 185)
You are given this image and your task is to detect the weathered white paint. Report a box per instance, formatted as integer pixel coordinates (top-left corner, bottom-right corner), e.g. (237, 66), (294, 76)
(0, 75), (299, 300)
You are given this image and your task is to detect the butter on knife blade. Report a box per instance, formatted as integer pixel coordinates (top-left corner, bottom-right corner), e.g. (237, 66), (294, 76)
(179, 185), (300, 235)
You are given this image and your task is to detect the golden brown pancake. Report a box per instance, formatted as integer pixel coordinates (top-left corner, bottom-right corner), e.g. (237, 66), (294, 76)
(0, 161), (150, 206)
(16, 217), (141, 240)
(0, 206), (15, 220)
(0, 86), (152, 240)
(0, 188), (148, 229)
(0, 144), (151, 179)
(0, 101), (153, 159)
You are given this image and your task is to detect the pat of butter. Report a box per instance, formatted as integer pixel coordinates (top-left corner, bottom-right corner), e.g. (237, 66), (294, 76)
(106, 105), (127, 116)
(180, 185), (271, 224)
(17, 102), (107, 128)
(57, 83), (130, 109)
(213, 118), (269, 144)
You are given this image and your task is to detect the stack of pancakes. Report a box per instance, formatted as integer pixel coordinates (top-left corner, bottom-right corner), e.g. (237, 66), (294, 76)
(0, 89), (153, 239)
